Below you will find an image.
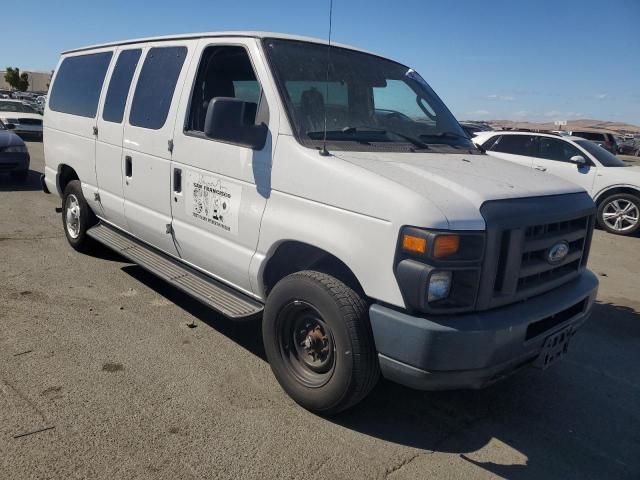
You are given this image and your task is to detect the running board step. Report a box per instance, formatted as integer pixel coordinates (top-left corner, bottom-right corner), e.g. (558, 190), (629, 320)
(87, 223), (263, 319)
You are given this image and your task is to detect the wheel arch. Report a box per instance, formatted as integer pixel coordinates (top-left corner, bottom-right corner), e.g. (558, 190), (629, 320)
(594, 185), (640, 206)
(56, 164), (79, 196)
(261, 240), (365, 298)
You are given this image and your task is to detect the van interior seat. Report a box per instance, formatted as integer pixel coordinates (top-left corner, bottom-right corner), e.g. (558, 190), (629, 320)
(299, 88), (325, 135)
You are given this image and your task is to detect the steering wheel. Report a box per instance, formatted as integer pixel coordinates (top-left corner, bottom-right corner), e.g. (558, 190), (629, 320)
(384, 111), (412, 122)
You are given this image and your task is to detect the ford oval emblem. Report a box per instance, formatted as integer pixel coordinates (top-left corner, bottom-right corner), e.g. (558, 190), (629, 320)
(547, 241), (570, 265)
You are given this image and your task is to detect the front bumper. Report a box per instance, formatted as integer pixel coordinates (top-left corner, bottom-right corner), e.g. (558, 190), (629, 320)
(370, 269), (598, 390)
(0, 152), (30, 172)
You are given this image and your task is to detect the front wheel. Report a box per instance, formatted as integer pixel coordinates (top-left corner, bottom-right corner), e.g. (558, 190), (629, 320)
(263, 271), (379, 415)
(62, 180), (97, 252)
(597, 193), (640, 236)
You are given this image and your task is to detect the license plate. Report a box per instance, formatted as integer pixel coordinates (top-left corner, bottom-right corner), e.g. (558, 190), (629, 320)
(533, 325), (574, 369)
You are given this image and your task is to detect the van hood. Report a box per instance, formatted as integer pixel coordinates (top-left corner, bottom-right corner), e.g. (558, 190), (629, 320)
(333, 151), (585, 229)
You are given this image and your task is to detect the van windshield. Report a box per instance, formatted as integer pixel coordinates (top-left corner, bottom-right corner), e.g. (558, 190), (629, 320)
(264, 38), (475, 153)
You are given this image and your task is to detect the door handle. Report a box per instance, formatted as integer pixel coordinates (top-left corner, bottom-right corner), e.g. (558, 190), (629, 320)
(534, 165), (547, 172)
(125, 155), (132, 177)
(173, 168), (182, 194)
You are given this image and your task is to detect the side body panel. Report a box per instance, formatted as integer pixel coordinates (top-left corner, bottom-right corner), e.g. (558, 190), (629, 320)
(94, 47), (144, 229)
(169, 38), (279, 295)
(531, 158), (597, 194)
(121, 40), (197, 256)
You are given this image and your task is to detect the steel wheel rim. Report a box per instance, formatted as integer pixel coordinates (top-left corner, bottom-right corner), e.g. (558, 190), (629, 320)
(602, 199), (639, 232)
(277, 300), (336, 388)
(65, 194), (81, 239)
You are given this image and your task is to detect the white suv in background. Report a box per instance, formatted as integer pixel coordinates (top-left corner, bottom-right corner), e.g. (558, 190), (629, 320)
(474, 131), (640, 235)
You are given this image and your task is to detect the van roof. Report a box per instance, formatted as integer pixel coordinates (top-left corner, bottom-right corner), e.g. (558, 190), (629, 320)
(62, 31), (372, 55)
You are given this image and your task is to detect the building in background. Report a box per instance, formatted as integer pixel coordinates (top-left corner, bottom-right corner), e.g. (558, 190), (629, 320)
(0, 70), (52, 93)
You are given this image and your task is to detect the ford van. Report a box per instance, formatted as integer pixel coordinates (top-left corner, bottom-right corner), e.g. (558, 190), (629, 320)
(43, 32), (599, 414)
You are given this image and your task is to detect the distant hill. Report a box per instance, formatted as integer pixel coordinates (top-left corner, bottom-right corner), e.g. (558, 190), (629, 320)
(465, 119), (640, 135)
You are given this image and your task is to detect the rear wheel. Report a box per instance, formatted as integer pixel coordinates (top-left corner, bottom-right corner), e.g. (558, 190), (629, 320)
(62, 180), (97, 252)
(263, 270), (379, 414)
(597, 193), (640, 236)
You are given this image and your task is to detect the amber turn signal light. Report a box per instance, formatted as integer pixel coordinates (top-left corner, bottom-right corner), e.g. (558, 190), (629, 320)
(402, 234), (427, 254)
(434, 235), (460, 258)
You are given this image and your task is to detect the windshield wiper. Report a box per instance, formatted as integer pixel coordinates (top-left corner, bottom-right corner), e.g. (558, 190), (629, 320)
(308, 126), (431, 150)
(344, 126), (431, 150)
(419, 131), (485, 153)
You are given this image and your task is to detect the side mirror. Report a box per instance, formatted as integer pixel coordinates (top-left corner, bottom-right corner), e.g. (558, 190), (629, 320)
(569, 155), (586, 166)
(5, 123), (15, 130)
(204, 97), (267, 150)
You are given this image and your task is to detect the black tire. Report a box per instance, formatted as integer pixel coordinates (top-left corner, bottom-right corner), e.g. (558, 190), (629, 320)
(10, 169), (28, 182)
(597, 193), (640, 236)
(62, 180), (97, 252)
(263, 270), (379, 414)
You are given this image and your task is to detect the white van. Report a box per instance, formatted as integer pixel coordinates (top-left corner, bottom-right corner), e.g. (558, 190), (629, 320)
(43, 32), (598, 414)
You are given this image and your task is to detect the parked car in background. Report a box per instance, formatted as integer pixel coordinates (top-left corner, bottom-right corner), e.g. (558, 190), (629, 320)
(474, 131), (640, 235)
(617, 138), (638, 155)
(0, 119), (30, 182)
(567, 130), (618, 154)
(23, 99), (45, 115)
(0, 99), (43, 140)
(459, 121), (494, 137)
(43, 31), (598, 414)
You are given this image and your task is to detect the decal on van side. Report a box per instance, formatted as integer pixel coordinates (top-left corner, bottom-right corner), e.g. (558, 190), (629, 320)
(185, 171), (242, 235)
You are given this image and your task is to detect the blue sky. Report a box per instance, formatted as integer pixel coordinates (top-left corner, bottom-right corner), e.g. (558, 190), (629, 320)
(3, 0), (639, 124)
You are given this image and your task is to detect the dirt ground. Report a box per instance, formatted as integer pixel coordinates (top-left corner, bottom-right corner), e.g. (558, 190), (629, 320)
(1, 142), (638, 479)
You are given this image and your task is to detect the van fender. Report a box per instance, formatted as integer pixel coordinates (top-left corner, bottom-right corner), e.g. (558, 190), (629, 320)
(250, 190), (404, 308)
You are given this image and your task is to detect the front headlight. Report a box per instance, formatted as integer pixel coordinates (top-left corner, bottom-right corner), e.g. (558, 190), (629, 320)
(2, 145), (28, 153)
(395, 227), (485, 313)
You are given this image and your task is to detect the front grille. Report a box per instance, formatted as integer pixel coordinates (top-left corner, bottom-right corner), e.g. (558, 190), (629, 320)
(0, 162), (18, 171)
(517, 216), (589, 292)
(490, 214), (593, 306)
(478, 193), (595, 310)
(18, 118), (42, 125)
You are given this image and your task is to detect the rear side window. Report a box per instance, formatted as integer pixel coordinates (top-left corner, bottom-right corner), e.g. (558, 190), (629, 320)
(129, 46), (187, 129)
(49, 52), (113, 117)
(490, 135), (538, 156)
(102, 49), (142, 123)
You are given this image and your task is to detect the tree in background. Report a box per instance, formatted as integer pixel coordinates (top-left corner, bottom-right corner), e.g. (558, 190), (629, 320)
(4, 68), (29, 91)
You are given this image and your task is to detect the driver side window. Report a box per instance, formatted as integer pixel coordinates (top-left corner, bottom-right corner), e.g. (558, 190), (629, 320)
(186, 45), (264, 133)
(538, 137), (583, 163)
